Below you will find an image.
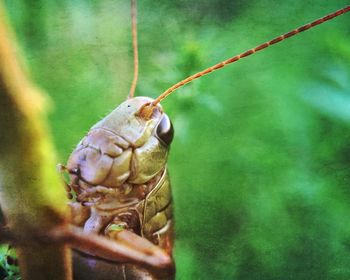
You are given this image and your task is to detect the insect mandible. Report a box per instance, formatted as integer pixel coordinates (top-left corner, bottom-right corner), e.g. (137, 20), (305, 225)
(58, 1), (350, 279)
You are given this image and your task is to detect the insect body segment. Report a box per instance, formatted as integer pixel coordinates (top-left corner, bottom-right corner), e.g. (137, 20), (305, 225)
(66, 97), (174, 279)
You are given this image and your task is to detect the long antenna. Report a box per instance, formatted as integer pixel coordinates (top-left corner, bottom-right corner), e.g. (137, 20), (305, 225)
(151, 6), (350, 106)
(128, 0), (139, 99)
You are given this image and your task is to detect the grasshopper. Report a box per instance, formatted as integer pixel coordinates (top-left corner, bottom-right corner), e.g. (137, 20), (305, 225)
(59, 1), (350, 279)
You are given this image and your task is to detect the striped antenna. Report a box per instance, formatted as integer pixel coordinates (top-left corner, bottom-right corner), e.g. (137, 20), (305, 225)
(128, 0), (139, 99)
(151, 6), (350, 106)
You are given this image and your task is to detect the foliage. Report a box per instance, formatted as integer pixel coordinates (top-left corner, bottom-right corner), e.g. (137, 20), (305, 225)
(0, 245), (20, 280)
(3, 0), (350, 279)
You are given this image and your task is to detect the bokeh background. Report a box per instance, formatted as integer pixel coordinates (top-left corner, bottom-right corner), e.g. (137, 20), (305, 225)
(2, 0), (350, 279)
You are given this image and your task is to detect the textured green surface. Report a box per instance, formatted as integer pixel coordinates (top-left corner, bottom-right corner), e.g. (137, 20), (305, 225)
(3, 0), (350, 279)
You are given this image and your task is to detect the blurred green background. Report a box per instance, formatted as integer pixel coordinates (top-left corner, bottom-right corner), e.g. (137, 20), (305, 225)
(2, 0), (350, 279)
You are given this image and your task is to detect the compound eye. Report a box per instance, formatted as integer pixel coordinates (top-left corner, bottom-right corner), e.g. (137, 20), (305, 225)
(156, 114), (174, 146)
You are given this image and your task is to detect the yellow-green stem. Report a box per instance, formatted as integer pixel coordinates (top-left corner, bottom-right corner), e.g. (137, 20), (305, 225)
(0, 2), (72, 279)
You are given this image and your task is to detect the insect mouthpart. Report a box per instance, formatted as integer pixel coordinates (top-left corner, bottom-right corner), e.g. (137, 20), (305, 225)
(68, 167), (80, 176)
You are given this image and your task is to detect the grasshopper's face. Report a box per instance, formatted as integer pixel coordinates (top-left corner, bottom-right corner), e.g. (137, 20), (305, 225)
(67, 97), (173, 205)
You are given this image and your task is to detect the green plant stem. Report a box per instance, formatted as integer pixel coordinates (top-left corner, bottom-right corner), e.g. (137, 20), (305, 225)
(0, 2), (72, 279)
